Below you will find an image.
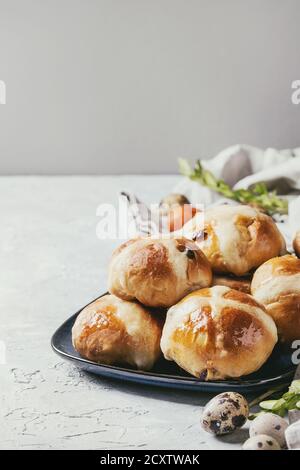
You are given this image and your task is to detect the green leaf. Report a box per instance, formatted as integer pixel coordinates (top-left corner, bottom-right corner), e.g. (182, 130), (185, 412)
(289, 380), (300, 394)
(204, 172), (218, 188)
(178, 159), (288, 216)
(285, 395), (300, 410)
(282, 391), (294, 401)
(259, 400), (278, 410)
(253, 183), (268, 195)
(178, 158), (192, 177)
(260, 398), (286, 411)
(276, 407), (287, 417)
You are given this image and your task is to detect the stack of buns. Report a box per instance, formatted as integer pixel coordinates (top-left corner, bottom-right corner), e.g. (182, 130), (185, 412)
(72, 203), (300, 381)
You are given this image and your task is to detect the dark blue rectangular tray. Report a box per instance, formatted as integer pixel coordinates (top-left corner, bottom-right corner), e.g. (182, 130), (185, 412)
(51, 296), (296, 393)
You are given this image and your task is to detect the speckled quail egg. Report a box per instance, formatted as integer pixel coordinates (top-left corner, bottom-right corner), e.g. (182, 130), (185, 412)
(200, 392), (249, 435)
(159, 193), (190, 215)
(243, 434), (281, 450)
(249, 413), (288, 448)
(160, 193), (190, 208)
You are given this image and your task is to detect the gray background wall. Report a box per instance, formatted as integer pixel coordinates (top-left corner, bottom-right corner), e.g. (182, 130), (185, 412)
(0, 0), (299, 175)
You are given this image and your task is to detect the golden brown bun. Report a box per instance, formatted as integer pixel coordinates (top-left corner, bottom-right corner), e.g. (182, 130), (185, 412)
(108, 238), (212, 307)
(160, 286), (277, 380)
(293, 231), (300, 258)
(182, 204), (286, 276)
(72, 294), (163, 370)
(251, 255), (300, 343)
(212, 274), (252, 294)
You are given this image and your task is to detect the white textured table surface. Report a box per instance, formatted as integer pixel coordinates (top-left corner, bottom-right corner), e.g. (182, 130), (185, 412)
(0, 176), (250, 450)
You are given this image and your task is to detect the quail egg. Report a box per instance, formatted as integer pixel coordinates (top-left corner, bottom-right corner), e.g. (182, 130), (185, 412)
(200, 392), (249, 435)
(243, 434), (281, 450)
(160, 193), (190, 209)
(249, 413), (288, 448)
(159, 193), (191, 216)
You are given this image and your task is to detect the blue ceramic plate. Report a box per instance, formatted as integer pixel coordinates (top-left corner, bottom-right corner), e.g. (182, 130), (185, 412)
(51, 296), (296, 393)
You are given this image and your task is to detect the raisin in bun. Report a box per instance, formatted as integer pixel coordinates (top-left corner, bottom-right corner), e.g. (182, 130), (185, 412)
(72, 294), (162, 370)
(160, 286), (277, 380)
(182, 204), (286, 276)
(108, 238), (212, 307)
(251, 255), (300, 343)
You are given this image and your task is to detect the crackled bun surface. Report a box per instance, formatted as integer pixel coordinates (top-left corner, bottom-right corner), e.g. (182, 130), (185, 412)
(182, 205), (286, 276)
(160, 286), (277, 380)
(72, 294), (162, 370)
(251, 255), (300, 343)
(108, 238), (212, 307)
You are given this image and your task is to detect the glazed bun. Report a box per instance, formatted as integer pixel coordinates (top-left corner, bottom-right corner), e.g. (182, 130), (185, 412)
(72, 294), (162, 370)
(212, 274), (251, 294)
(160, 286), (277, 380)
(182, 204), (286, 276)
(108, 238), (212, 307)
(251, 255), (300, 343)
(293, 230), (300, 258)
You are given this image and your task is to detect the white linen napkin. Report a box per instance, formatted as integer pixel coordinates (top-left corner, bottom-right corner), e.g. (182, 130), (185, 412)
(173, 144), (300, 250)
(121, 144), (300, 249)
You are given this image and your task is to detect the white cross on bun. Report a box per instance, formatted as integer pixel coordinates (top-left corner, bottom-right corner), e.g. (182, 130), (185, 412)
(72, 294), (163, 370)
(108, 238), (212, 307)
(182, 205), (286, 276)
(160, 285), (277, 380)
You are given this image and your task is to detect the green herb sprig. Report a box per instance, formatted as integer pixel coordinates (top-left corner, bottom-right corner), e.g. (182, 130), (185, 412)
(178, 158), (288, 216)
(249, 379), (300, 419)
